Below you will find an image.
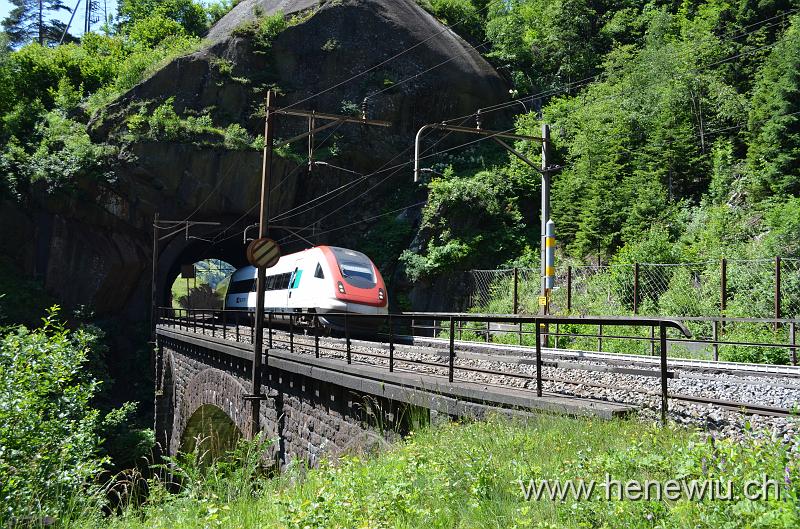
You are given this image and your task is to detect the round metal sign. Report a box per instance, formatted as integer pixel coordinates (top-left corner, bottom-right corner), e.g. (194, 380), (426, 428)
(246, 237), (281, 268)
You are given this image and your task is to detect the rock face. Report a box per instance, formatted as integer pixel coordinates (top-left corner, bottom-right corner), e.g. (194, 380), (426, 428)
(7, 0), (510, 321)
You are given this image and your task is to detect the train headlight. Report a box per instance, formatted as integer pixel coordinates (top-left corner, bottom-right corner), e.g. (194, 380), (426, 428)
(337, 281), (345, 294)
(378, 288), (385, 301)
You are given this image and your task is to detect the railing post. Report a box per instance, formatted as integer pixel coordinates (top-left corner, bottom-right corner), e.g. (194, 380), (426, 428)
(554, 323), (559, 350)
(486, 320), (490, 343)
(193, 310), (197, 333)
(211, 310), (216, 337)
(289, 313), (294, 354)
(519, 321), (523, 345)
(268, 312), (273, 349)
(566, 265), (572, 313)
(660, 323), (668, 426)
(535, 320), (543, 397)
(222, 310), (226, 340)
(598, 324), (603, 352)
(346, 312), (351, 364)
(388, 314), (394, 373)
(712, 320), (719, 361)
(314, 314), (320, 359)
(649, 325), (655, 356)
(775, 256), (782, 329)
(448, 316), (455, 383)
(790, 322), (797, 366)
(513, 267), (519, 314)
(633, 262), (640, 315)
(236, 312), (240, 342)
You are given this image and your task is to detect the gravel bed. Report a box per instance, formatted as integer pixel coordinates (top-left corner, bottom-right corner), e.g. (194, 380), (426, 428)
(172, 323), (800, 445)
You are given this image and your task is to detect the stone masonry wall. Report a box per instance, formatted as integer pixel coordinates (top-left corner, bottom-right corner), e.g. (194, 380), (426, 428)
(157, 335), (410, 467)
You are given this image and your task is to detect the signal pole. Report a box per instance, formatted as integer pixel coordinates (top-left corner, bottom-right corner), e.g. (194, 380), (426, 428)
(540, 124), (551, 305)
(246, 91), (391, 439)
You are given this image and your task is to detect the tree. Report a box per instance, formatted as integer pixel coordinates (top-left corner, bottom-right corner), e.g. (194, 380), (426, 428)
(118, 0), (208, 37)
(1, 0), (73, 47)
(746, 14), (800, 200)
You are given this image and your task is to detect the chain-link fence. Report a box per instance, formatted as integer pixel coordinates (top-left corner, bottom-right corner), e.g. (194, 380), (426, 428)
(463, 257), (800, 320)
(457, 258), (800, 364)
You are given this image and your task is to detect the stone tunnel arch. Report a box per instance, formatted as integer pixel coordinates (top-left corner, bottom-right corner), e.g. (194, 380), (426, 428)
(172, 367), (251, 457)
(156, 230), (249, 309)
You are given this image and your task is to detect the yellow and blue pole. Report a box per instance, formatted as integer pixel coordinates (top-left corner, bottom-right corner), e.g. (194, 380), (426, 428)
(544, 219), (555, 313)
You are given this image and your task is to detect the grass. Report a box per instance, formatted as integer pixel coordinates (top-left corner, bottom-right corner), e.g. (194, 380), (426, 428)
(70, 414), (800, 528)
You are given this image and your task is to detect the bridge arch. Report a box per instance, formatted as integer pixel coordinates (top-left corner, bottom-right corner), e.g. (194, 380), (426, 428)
(172, 367), (250, 457)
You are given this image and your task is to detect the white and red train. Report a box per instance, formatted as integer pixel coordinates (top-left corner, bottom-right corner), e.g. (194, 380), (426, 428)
(224, 245), (388, 330)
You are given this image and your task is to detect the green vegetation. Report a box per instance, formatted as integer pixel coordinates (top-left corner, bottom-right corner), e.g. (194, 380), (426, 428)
(0, 0), (290, 199)
(67, 415), (800, 528)
(408, 3), (800, 286)
(0, 308), (153, 524)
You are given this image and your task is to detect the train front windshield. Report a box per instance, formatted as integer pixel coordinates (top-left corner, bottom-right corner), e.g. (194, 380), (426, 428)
(330, 247), (376, 289)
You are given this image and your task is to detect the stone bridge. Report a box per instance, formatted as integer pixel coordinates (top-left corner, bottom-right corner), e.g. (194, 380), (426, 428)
(154, 320), (631, 467)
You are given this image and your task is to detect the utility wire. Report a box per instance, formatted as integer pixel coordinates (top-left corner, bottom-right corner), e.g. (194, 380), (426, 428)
(271, 0), (504, 113)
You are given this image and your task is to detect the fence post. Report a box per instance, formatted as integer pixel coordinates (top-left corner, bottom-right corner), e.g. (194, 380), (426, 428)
(211, 311), (216, 337)
(388, 314), (394, 373)
(448, 317), (455, 383)
(222, 310), (226, 340)
(660, 323), (668, 426)
(535, 320), (543, 397)
(790, 322), (797, 366)
(566, 266), (572, 313)
(720, 258), (727, 316)
(236, 312), (240, 342)
(775, 256), (782, 329)
(649, 325), (655, 356)
(633, 263), (640, 315)
(712, 320), (719, 361)
(513, 267), (519, 314)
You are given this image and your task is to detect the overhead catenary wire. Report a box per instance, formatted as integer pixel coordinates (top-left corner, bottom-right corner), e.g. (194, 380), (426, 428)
(275, 124), (517, 247)
(209, 121), (345, 244)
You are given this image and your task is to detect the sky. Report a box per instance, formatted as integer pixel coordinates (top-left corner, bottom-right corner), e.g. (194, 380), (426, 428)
(0, 0), (120, 37)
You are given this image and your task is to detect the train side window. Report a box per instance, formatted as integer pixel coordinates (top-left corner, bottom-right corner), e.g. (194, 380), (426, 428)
(314, 263), (324, 279)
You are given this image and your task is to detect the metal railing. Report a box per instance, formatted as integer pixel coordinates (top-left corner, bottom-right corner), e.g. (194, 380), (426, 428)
(412, 314), (800, 366)
(156, 307), (697, 424)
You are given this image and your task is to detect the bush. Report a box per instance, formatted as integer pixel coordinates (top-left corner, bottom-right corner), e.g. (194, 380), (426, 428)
(401, 169), (528, 281)
(0, 309), (107, 523)
(223, 123), (254, 150)
(128, 97), (219, 142)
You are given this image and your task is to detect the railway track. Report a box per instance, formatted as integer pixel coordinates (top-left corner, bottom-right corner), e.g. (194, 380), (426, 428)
(192, 321), (800, 420)
(166, 317), (800, 441)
